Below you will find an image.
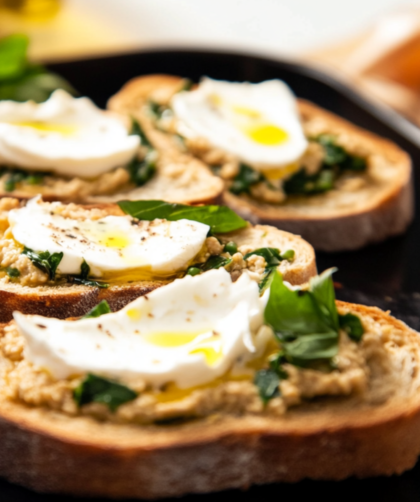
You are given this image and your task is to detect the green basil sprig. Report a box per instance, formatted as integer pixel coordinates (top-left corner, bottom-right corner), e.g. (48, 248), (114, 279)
(82, 300), (111, 319)
(128, 119), (157, 187)
(254, 369), (281, 404)
(0, 34), (76, 102)
(118, 200), (247, 234)
(22, 247), (63, 280)
(73, 374), (137, 412)
(72, 259), (109, 289)
(284, 135), (366, 196)
(230, 163), (265, 195)
(339, 313), (364, 342)
(244, 247), (295, 293)
(265, 269), (341, 367)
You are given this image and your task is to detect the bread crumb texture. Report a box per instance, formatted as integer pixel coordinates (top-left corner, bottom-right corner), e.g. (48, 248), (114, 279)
(0, 305), (410, 425)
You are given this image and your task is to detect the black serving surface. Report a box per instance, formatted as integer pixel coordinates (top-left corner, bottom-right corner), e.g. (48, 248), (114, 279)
(2, 48), (420, 501)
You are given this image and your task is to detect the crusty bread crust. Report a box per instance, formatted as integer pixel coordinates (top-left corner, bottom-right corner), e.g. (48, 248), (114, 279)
(109, 75), (414, 251)
(0, 216), (316, 322)
(0, 302), (419, 498)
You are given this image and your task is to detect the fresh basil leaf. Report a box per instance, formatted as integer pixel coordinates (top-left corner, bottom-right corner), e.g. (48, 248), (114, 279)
(281, 331), (339, 366)
(73, 277), (109, 288)
(339, 313), (364, 341)
(6, 267), (20, 278)
(82, 300), (112, 319)
(131, 118), (153, 148)
(265, 272), (333, 337)
(200, 255), (232, 271)
(127, 151), (156, 187)
(317, 135), (348, 165)
(0, 34), (29, 81)
(9, 71), (76, 103)
(283, 167), (335, 195)
(309, 268), (339, 331)
(118, 200), (247, 234)
(0, 34), (76, 102)
(244, 247), (281, 268)
(22, 247), (63, 280)
(230, 163), (264, 195)
(254, 369), (281, 404)
(73, 374), (137, 412)
(72, 259), (109, 289)
(284, 136), (366, 196)
(80, 259), (90, 280)
(268, 352), (288, 379)
(264, 271), (341, 366)
(259, 267), (276, 293)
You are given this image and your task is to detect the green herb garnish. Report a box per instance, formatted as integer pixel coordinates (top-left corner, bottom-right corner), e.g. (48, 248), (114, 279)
(131, 118), (153, 149)
(72, 259), (109, 289)
(0, 34), (75, 102)
(254, 369), (281, 404)
(230, 163), (265, 195)
(127, 151), (157, 187)
(127, 119), (157, 186)
(22, 247), (63, 280)
(201, 255), (232, 271)
(6, 266), (20, 278)
(73, 374), (137, 412)
(339, 313), (364, 342)
(244, 247), (282, 267)
(82, 300), (112, 319)
(223, 241), (237, 255)
(265, 269), (341, 367)
(2, 168), (45, 192)
(118, 200), (247, 234)
(284, 135), (367, 196)
(243, 247), (294, 293)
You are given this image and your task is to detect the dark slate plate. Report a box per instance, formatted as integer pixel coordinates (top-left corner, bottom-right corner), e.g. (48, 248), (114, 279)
(2, 48), (420, 501)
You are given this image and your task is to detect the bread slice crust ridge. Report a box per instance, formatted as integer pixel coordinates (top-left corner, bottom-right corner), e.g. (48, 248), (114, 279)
(0, 302), (420, 498)
(109, 75), (414, 251)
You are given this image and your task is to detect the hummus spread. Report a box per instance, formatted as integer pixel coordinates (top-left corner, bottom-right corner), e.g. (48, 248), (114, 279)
(0, 305), (394, 424)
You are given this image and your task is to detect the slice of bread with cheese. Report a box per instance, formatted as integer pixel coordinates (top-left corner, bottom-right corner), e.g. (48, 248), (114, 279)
(0, 197), (316, 322)
(0, 294), (419, 498)
(108, 74), (414, 251)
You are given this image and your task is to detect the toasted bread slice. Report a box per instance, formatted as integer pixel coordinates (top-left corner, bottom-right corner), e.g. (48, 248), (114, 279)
(0, 75), (223, 206)
(0, 200), (316, 322)
(0, 301), (419, 498)
(225, 101), (414, 251)
(109, 75), (414, 251)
